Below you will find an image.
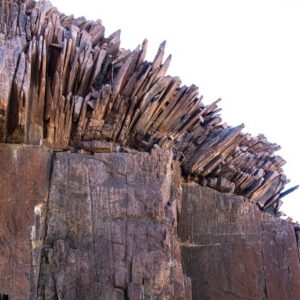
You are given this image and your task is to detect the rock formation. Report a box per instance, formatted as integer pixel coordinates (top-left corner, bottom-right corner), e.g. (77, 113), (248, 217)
(179, 184), (300, 299)
(0, 1), (299, 299)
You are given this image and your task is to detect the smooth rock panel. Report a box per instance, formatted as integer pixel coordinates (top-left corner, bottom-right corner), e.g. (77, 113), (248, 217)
(179, 183), (300, 300)
(0, 144), (53, 300)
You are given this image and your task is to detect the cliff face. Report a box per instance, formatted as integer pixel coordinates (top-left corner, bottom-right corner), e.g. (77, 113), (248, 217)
(1, 144), (300, 300)
(0, 145), (191, 300)
(0, 144), (52, 300)
(179, 184), (300, 300)
(38, 150), (189, 299)
(0, 1), (300, 300)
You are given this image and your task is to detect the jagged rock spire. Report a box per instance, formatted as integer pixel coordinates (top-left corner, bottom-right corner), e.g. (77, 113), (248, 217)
(0, 0), (292, 213)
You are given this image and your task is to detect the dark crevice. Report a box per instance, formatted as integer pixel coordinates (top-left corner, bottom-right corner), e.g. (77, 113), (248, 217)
(295, 228), (300, 263)
(263, 280), (268, 300)
(33, 151), (56, 299)
(124, 288), (129, 300)
(260, 231), (269, 300)
(43, 151), (56, 243)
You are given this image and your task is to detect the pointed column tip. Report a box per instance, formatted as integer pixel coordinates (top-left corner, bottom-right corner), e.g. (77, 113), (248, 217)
(160, 40), (167, 48)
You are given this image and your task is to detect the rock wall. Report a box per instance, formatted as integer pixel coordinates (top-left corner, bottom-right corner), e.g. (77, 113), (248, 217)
(0, 144), (300, 299)
(179, 183), (300, 300)
(38, 150), (190, 300)
(0, 144), (300, 300)
(0, 144), (52, 300)
(0, 144), (190, 300)
(0, 2), (299, 300)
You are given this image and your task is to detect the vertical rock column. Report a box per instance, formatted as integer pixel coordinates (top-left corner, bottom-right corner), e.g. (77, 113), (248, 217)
(37, 150), (191, 300)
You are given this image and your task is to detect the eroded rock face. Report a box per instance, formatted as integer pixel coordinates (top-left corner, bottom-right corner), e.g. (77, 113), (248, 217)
(179, 183), (300, 300)
(0, 144), (53, 300)
(0, 37), (27, 141)
(1, 144), (300, 300)
(36, 150), (190, 300)
(0, 0), (291, 214)
(0, 146), (190, 299)
(0, 2), (299, 300)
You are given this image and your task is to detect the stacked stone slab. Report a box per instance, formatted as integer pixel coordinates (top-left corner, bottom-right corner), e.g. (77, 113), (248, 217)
(0, 0), (295, 213)
(0, 1), (300, 300)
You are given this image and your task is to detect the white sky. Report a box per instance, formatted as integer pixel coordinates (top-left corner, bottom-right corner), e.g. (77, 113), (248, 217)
(51, 0), (300, 222)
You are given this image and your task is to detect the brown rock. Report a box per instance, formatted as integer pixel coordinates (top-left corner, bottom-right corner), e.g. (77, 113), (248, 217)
(0, 1), (300, 300)
(0, 0), (292, 210)
(0, 37), (26, 141)
(1, 144), (300, 300)
(0, 144), (53, 300)
(37, 150), (189, 300)
(179, 183), (300, 300)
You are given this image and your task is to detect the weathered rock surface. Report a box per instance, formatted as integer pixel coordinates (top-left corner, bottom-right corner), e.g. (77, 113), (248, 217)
(0, 2), (299, 299)
(0, 0), (294, 213)
(37, 150), (190, 300)
(179, 184), (300, 300)
(0, 144), (300, 299)
(0, 144), (53, 300)
(0, 145), (190, 299)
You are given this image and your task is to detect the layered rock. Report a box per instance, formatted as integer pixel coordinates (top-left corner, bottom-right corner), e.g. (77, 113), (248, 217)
(0, 1), (300, 300)
(0, 0), (294, 213)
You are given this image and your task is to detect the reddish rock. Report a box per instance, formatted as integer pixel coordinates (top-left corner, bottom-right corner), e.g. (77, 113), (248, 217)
(0, 144), (53, 300)
(1, 144), (300, 300)
(0, 0), (290, 210)
(179, 183), (300, 300)
(0, 1), (299, 300)
(37, 150), (190, 300)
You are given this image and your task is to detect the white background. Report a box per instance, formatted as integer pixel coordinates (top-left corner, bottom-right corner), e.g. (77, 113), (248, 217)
(50, 0), (300, 221)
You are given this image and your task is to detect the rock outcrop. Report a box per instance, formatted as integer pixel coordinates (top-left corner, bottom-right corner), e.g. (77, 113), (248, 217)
(0, 0), (295, 214)
(37, 150), (189, 300)
(0, 145), (192, 299)
(0, 144), (299, 299)
(0, 144), (52, 300)
(179, 184), (300, 300)
(0, 1), (299, 300)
